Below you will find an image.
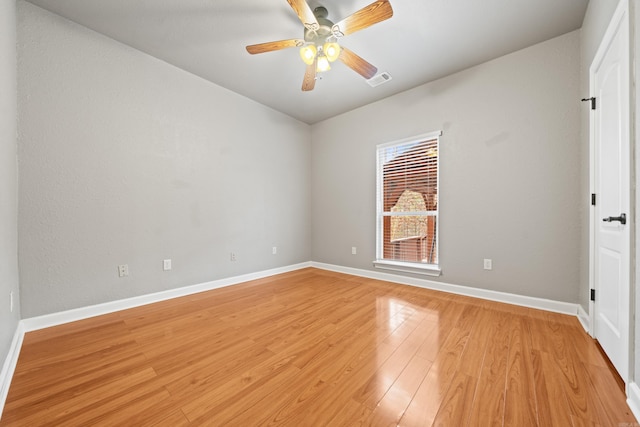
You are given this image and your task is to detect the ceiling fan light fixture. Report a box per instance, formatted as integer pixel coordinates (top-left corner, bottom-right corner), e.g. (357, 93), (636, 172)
(323, 42), (341, 62)
(299, 44), (317, 65)
(316, 54), (331, 72)
(246, 0), (394, 91)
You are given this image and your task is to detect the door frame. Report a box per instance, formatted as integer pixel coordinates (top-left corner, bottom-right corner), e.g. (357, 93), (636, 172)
(588, 0), (633, 384)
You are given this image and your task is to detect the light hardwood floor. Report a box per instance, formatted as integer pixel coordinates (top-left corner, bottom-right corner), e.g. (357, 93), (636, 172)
(1, 268), (636, 426)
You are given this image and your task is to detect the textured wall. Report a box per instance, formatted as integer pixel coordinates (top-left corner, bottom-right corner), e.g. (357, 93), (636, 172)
(17, 1), (311, 318)
(311, 31), (581, 303)
(0, 0), (20, 369)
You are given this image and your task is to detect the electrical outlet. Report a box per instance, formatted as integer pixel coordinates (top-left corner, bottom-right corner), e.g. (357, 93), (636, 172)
(163, 259), (172, 271)
(230, 252), (236, 261)
(352, 247), (357, 255)
(484, 259), (492, 270)
(272, 247), (277, 255)
(118, 264), (129, 277)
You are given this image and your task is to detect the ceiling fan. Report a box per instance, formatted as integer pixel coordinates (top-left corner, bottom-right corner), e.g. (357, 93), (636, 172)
(246, 0), (393, 91)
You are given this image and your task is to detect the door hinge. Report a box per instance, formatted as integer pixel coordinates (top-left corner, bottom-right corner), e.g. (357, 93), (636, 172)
(581, 97), (596, 110)
(590, 289), (595, 301)
(591, 193), (596, 206)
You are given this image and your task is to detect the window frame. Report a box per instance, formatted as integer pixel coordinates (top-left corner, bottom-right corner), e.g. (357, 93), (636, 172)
(374, 131), (442, 277)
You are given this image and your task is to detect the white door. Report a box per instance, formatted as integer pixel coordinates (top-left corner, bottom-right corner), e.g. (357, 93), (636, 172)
(591, 0), (630, 381)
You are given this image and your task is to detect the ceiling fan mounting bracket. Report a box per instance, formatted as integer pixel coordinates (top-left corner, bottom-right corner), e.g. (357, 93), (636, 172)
(313, 6), (329, 19)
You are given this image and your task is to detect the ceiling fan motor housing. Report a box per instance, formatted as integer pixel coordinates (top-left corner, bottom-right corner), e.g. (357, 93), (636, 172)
(304, 6), (336, 44)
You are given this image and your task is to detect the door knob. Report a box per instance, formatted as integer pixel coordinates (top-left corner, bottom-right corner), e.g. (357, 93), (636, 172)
(602, 213), (626, 225)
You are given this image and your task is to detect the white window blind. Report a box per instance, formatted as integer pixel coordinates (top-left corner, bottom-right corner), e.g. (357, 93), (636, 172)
(376, 132), (440, 273)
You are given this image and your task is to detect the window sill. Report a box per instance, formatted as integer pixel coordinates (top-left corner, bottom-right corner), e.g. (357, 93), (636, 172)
(373, 260), (442, 277)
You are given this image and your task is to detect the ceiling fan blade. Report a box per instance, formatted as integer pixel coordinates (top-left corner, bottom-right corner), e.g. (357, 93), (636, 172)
(246, 39), (305, 54)
(339, 46), (378, 79)
(286, 0), (319, 30)
(302, 58), (317, 91)
(332, 0), (393, 37)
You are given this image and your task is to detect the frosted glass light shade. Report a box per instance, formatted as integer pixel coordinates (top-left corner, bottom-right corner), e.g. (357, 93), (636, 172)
(299, 44), (317, 65)
(316, 55), (331, 72)
(323, 42), (341, 62)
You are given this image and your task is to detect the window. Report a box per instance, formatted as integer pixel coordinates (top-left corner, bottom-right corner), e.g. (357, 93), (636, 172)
(374, 131), (441, 276)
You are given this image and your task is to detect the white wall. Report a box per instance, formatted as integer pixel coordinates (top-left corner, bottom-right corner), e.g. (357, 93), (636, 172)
(17, 1), (311, 318)
(311, 31), (581, 303)
(0, 0), (20, 367)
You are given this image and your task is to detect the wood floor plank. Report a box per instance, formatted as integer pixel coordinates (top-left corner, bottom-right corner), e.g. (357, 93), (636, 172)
(262, 309), (419, 423)
(575, 362), (636, 425)
(280, 341), (398, 425)
(20, 312), (125, 345)
(178, 352), (299, 421)
(15, 320), (134, 370)
(466, 309), (511, 427)
(106, 394), (190, 427)
(504, 316), (538, 426)
(326, 398), (374, 427)
(431, 371), (476, 426)
(536, 349), (575, 427)
(159, 340), (275, 400)
(580, 364), (636, 425)
(5, 343), (149, 411)
(1, 268), (635, 426)
(528, 315), (609, 424)
(46, 384), (172, 427)
(364, 353), (433, 425)
(352, 308), (429, 409)
(414, 299), (465, 362)
(246, 295), (405, 423)
(3, 367), (158, 426)
(187, 364), (302, 424)
(398, 324), (472, 426)
(457, 306), (493, 378)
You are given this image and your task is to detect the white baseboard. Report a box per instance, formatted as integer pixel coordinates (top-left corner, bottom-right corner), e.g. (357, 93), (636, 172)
(577, 304), (590, 333)
(0, 322), (25, 420)
(627, 382), (640, 422)
(310, 262), (579, 316)
(21, 262), (312, 333)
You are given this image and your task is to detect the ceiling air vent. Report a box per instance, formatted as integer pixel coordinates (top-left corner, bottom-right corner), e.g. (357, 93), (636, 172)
(367, 72), (392, 87)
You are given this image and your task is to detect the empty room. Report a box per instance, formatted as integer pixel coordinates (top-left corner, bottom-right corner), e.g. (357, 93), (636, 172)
(1, 0), (640, 425)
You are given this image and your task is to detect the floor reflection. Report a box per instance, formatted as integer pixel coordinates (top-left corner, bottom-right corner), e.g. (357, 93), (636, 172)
(370, 295), (441, 423)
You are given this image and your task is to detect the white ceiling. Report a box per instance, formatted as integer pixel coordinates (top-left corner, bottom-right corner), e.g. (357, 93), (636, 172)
(24, 0), (589, 124)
